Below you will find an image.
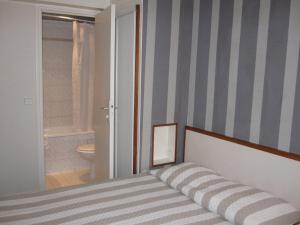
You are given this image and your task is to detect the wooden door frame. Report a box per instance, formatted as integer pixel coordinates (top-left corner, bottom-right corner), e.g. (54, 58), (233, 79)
(133, 4), (140, 174)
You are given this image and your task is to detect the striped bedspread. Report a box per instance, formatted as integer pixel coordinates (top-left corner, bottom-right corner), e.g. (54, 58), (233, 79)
(0, 175), (232, 225)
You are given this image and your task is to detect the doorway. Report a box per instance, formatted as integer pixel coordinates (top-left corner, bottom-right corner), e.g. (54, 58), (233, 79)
(42, 13), (97, 189)
(39, 4), (140, 190)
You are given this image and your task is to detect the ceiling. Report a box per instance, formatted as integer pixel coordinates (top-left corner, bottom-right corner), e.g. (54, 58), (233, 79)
(10, 0), (111, 9)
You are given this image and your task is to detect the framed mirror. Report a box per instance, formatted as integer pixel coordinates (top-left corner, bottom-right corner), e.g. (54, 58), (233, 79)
(151, 123), (177, 167)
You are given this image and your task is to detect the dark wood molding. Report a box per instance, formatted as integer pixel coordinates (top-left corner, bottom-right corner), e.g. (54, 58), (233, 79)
(133, 5), (140, 174)
(153, 123), (178, 127)
(151, 123), (178, 168)
(185, 126), (300, 162)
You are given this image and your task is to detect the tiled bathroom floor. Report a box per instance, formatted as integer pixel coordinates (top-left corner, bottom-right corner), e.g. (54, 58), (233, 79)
(45, 169), (90, 190)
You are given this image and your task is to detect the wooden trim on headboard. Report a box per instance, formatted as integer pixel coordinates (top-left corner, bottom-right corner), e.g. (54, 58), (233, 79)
(185, 126), (300, 162)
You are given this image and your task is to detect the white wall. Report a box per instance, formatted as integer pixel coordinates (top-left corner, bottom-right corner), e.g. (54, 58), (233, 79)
(0, 1), (42, 196)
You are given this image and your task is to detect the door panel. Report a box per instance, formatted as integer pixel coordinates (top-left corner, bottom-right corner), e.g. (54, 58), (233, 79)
(94, 4), (115, 180)
(115, 11), (136, 178)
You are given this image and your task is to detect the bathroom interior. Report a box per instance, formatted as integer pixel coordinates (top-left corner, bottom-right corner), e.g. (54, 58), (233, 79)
(42, 9), (136, 190)
(42, 14), (97, 190)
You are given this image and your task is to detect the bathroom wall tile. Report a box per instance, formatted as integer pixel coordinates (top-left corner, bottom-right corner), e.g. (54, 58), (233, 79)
(43, 117), (50, 128)
(43, 20), (73, 130)
(45, 160), (55, 174)
(43, 72), (72, 87)
(49, 116), (73, 128)
(42, 42), (72, 71)
(45, 132), (94, 173)
(47, 101), (72, 117)
(44, 86), (72, 102)
(43, 20), (72, 39)
(71, 156), (90, 169)
(44, 146), (55, 160)
(44, 100), (73, 126)
(87, 137), (95, 144)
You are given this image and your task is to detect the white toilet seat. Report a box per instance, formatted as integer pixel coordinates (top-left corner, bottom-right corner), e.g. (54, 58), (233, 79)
(77, 144), (95, 153)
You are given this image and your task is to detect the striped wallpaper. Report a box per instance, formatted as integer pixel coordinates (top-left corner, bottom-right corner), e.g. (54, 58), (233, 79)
(140, 0), (300, 171)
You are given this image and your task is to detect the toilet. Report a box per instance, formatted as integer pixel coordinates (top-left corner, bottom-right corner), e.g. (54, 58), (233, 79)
(77, 144), (95, 179)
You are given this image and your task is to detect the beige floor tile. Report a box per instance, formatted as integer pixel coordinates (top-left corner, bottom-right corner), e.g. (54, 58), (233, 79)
(45, 169), (90, 190)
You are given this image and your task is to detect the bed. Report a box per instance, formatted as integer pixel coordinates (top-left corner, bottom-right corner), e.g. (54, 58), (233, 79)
(0, 174), (231, 225)
(0, 126), (300, 225)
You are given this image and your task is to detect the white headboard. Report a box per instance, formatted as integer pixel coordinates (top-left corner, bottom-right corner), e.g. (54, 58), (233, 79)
(184, 126), (300, 209)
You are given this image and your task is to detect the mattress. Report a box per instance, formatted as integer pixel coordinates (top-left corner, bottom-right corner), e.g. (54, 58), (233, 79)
(0, 175), (231, 225)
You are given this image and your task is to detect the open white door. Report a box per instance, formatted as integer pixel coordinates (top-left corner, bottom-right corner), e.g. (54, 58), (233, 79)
(93, 4), (116, 180)
(115, 11), (136, 178)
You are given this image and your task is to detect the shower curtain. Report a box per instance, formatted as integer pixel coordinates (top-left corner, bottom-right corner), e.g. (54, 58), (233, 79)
(72, 22), (95, 131)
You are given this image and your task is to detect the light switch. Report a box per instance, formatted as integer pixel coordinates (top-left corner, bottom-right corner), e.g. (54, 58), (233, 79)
(24, 97), (33, 105)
